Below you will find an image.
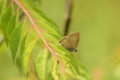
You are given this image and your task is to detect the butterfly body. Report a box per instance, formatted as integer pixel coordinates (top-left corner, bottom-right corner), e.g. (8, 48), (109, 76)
(59, 32), (80, 52)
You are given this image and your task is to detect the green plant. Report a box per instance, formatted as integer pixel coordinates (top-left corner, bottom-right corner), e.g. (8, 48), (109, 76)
(0, 0), (90, 80)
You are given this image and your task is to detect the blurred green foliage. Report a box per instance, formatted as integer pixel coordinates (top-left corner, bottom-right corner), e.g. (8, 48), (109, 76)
(0, 0), (120, 80)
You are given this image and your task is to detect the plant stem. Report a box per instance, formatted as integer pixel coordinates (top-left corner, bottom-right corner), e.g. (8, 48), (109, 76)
(64, 0), (73, 35)
(13, 0), (65, 77)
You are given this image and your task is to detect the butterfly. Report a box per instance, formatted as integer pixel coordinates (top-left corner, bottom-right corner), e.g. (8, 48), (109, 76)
(59, 32), (80, 52)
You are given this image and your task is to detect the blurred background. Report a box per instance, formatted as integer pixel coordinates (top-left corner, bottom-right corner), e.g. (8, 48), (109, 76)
(0, 0), (120, 80)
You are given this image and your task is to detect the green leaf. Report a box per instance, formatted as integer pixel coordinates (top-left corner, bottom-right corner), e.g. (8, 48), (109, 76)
(0, 6), (14, 43)
(43, 32), (60, 44)
(20, 33), (28, 57)
(31, 7), (61, 34)
(5, 14), (17, 43)
(25, 0), (60, 34)
(7, 14), (17, 35)
(0, 4), (14, 28)
(36, 48), (52, 80)
(9, 23), (23, 62)
(48, 74), (54, 80)
(19, 0), (61, 38)
(0, 0), (7, 17)
(78, 64), (92, 80)
(0, 2), (2, 15)
(22, 31), (38, 74)
(51, 58), (59, 80)
(15, 33), (28, 72)
(15, 55), (23, 73)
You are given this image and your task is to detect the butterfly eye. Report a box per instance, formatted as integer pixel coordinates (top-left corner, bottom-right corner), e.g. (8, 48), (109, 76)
(75, 49), (77, 52)
(57, 60), (59, 64)
(59, 41), (61, 43)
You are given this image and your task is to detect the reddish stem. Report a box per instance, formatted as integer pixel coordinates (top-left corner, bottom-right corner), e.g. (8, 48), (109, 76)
(13, 0), (55, 56)
(13, 0), (65, 75)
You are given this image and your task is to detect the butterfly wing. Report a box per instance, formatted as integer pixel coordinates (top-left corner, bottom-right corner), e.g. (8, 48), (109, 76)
(59, 36), (71, 49)
(68, 32), (80, 49)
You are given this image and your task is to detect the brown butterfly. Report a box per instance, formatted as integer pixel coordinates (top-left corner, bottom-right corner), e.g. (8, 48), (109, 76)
(59, 32), (80, 52)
